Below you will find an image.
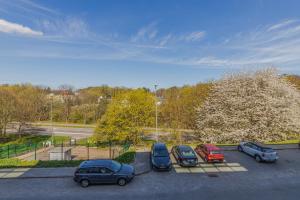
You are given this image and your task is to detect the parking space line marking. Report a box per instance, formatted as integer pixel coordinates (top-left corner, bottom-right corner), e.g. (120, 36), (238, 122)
(189, 168), (205, 173)
(226, 163), (241, 167)
(230, 166), (248, 172)
(216, 167), (233, 172)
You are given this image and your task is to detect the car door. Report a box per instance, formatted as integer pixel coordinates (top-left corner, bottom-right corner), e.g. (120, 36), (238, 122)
(242, 143), (251, 155)
(99, 167), (116, 183)
(246, 143), (256, 156)
(251, 144), (260, 156)
(87, 167), (101, 184)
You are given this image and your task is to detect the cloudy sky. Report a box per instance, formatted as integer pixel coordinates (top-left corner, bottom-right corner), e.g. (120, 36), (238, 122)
(0, 0), (300, 89)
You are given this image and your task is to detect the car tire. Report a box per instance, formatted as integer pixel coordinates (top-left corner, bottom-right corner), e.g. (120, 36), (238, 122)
(80, 179), (89, 188)
(117, 178), (127, 186)
(255, 155), (262, 163)
(237, 145), (243, 152)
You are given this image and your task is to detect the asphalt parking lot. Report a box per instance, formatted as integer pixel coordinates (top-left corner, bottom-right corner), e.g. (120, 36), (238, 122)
(0, 149), (300, 200)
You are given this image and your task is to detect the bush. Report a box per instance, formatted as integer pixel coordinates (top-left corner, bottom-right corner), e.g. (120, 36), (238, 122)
(115, 151), (136, 164)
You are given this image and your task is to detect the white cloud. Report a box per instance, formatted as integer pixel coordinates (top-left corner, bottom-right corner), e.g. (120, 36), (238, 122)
(159, 34), (172, 46)
(267, 19), (297, 31)
(131, 22), (158, 42)
(0, 18), (43, 36)
(183, 31), (206, 42)
(38, 17), (89, 38)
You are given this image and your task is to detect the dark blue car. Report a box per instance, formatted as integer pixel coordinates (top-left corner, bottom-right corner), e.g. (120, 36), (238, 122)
(150, 143), (172, 171)
(73, 160), (135, 187)
(171, 145), (198, 167)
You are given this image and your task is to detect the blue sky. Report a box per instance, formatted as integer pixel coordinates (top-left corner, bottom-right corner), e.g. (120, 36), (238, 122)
(0, 0), (300, 89)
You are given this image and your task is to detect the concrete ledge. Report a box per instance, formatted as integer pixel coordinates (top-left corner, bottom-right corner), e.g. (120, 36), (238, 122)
(218, 144), (300, 151)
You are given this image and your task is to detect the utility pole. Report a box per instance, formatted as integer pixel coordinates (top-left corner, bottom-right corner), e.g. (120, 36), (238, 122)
(154, 85), (158, 142)
(50, 93), (54, 145)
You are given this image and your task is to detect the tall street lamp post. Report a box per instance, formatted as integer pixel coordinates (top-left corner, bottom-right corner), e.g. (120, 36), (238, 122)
(49, 93), (54, 145)
(154, 85), (158, 142)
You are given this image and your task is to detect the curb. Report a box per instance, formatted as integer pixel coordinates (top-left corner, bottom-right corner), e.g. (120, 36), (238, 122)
(218, 145), (300, 151)
(0, 175), (73, 180)
(135, 169), (152, 176)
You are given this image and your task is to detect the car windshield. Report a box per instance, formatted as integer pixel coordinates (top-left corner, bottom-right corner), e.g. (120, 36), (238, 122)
(181, 150), (195, 157)
(154, 149), (169, 157)
(111, 161), (122, 172)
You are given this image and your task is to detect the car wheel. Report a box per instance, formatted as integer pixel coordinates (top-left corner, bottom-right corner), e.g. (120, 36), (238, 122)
(80, 179), (89, 188)
(238, 145), (243, 152)
(255, 155), (262, 163)
(117, 178), (127, 186)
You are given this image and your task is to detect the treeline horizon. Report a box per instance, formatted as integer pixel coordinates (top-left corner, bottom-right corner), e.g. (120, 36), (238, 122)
(0, 73), (299, 137)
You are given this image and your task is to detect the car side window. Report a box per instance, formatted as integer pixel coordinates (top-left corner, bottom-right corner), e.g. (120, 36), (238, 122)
(88, 167), (100, 174)
(245, 143), (252, 148)
(99, 167), (112, 174)
(78, 168), (88, 173)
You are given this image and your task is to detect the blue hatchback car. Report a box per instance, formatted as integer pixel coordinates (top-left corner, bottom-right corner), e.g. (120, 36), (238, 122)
(150, 143), (172, 171)
(74, 160), (135, 187)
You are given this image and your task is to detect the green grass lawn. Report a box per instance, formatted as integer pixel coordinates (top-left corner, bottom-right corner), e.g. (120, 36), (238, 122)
(0, 135), (71, 159)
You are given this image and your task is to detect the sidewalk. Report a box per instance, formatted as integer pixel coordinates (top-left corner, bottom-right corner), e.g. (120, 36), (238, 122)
(0, 167), (75, 179)
(133, 150), (151, 175)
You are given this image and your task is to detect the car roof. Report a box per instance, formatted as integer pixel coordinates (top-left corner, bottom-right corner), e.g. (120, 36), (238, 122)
(79, 159), (114, 168)
(247, 142), (269, 148)
(178, 145), (192, 151)
(203, 144), (220, 151)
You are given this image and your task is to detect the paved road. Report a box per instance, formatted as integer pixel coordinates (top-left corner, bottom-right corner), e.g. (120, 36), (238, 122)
(20, 126), (180, 140)
(1, 149), (299, 200)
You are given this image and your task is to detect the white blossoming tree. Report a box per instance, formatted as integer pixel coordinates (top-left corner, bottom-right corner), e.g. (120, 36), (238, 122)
(195, 68), (300, 143)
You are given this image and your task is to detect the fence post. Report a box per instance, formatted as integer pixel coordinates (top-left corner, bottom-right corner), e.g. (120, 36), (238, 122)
(61, 141), (64, 161)
(109, 141), (112, 159)
(7, 145), (10, 158)
(34, 144), (37, 160)
(87, 141), (89, 160)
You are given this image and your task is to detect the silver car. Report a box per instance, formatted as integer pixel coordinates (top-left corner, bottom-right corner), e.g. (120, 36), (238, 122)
(238, 142), (279, 163)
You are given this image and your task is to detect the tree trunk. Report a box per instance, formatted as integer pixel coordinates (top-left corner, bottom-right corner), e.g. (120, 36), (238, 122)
(3, 123), (6, 136)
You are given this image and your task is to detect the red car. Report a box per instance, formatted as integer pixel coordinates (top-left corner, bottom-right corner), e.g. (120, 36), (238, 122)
(195, 144), (224, 163)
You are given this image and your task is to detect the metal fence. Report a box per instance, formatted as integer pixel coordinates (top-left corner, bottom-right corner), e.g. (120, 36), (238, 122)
(0, 142), (44, 159)
(0, 139), (132, 161)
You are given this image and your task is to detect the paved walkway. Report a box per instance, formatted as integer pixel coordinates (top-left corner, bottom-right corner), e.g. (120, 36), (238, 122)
(133, 151), (151, 175)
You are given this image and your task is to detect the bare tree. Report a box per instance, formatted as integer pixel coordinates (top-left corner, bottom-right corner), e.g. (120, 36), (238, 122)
(0, 88), (16, 136)
(58, 85), (74, 123)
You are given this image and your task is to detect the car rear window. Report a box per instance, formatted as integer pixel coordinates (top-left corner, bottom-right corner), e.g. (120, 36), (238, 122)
(210, 150), (222, 155)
